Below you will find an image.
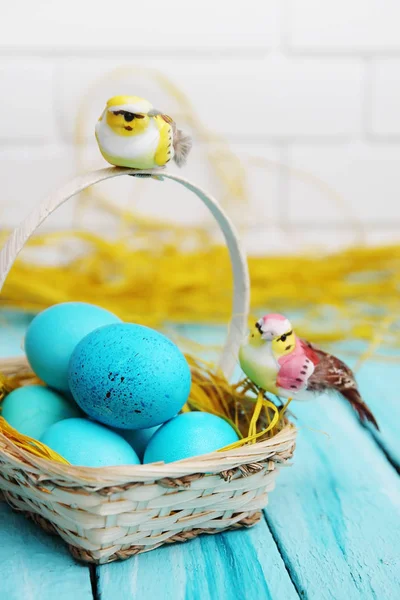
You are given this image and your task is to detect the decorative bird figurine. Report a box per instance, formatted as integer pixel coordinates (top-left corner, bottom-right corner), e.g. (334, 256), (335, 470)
(95, 95), (192, 169)
(239, 313), (379, 429)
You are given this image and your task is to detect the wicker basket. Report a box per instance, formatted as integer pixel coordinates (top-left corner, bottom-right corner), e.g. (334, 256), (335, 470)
(0, 168), (297, 564)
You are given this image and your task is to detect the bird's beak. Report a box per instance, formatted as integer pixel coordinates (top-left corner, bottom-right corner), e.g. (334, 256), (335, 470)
(252, 326), (259, 338)
(249, 323), (263, 341)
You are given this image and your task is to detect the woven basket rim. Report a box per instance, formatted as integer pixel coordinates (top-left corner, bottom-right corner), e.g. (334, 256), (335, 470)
(0, 424), (296, 485)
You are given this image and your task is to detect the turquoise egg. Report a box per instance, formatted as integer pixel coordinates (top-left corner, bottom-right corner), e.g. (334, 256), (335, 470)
(118, 425), (161, 460)
(25, 302), (121, 392)
(143, 412), (239, 463)
(40, 418), (140, 467)
(68, 323), (191, 430)
(1, 385), (82, 439)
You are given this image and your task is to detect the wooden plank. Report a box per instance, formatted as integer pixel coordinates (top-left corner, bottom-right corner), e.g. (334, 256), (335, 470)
(0, 501), (93, 600)
(0, 313), (93, 599)
(97, 518), (299, 600)
(0, 310), (32, 357)
(355, 359), (400, 469)
(265, 387), (400, 599)
(328, 343), (399, 468)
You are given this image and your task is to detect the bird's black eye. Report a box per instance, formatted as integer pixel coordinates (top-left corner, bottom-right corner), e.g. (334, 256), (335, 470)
(124, 112), (134, 122)
(280, 334), (287, 342)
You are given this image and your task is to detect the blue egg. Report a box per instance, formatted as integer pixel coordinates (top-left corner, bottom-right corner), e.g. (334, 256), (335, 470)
(118, 425), (161, 460)
(68, 324), (191, 430)
(25, 302), (121, 392)
(1, 385), (82, 439)
(40, 418), (140, 467)
(143, 412), (239, 463)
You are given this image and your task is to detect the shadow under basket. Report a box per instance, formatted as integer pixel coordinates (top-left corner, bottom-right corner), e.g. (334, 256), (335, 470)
(0, 168), (297, 564)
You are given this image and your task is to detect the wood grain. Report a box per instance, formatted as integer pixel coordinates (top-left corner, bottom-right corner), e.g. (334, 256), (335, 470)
(97, 518), (299, 600)
(265, 387), (400, 599)
(0, 501), (92, 600)
(0, 310), (31, 357)
(327, 343), (399, 469)
(355, 360), (400, 469)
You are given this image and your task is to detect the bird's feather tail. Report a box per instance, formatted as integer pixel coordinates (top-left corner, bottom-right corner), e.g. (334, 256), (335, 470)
(173, 130), (192, 167)
(340, 387), (379, 430)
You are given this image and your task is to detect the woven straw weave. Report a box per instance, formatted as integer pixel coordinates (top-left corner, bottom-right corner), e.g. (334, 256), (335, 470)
(0, 422), (296, 563)
(0, 169), (297, 563)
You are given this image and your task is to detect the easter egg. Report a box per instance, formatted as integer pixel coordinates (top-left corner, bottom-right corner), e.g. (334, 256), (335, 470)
(118, 425), (161, 460)
(25, 302), (121, 392)
(1, 385), (82, 439)
(143, 412), (239, 463)
(40, 418), (140, 467)
(68, 324), (191, 429)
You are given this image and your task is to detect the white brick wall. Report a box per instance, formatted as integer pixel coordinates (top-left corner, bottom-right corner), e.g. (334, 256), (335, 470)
(0, 1), (279, 51)
(370, 59), (400, 136)
(0, 60), (57, 141)
(287, 1), (400, 52)
(56, 56), (364, 141)
(288, 142), (400, 225)
(0, 0), (399, 253)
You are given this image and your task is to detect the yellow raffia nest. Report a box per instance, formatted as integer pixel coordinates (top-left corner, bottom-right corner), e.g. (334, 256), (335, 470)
(0, 355), (288, 466)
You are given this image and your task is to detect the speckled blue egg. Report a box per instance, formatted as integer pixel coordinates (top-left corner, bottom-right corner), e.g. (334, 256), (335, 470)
(143, 412), (239, 463)
(117, 425), (161, 460)
(68, 324), (192, 429)
(25, 302), (121, 392)
(40, 418), (140, 467)
(1, 385), (82, 439)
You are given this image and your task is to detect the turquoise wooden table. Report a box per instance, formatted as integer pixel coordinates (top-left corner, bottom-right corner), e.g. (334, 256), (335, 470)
(1, 312), (399, 600)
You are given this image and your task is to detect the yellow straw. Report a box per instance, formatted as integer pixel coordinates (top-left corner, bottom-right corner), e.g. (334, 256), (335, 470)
(1, 231), (399, 353)
(0, 417), (70, 465)
(0, 359), (287, 463)
(248, 390), (264, 440)
(219, 398), (280, 452)
(279, 397), (294, 420)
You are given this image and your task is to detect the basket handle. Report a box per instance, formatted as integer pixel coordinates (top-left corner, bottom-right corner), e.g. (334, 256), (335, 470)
(0, 167), (250, 379)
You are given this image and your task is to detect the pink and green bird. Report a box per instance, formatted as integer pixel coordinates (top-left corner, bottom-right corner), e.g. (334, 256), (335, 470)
(239, 313), (379, 429)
